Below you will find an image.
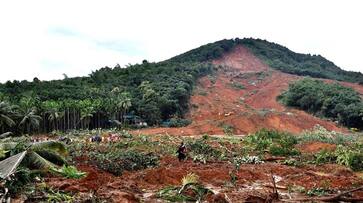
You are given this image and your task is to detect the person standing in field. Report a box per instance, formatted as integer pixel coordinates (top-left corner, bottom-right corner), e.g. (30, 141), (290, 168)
(177, 142), (187, 161)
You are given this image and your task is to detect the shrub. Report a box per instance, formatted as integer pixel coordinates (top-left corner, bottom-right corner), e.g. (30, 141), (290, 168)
(167, 118), (192, 127)
(314, 149), (336, 164)
(230, 82), (245, 90)
(222, 124), (234, 136)
(244, 129), (299, 156)
(4, 167), (33, 195)
(233, 156), (264, 168)
(334, 145), (363, 171)
(89, 150), (159, 175)
(270, 144), (300, 156)
(187, 139), (222, 162)
(299, 125), (358, 144)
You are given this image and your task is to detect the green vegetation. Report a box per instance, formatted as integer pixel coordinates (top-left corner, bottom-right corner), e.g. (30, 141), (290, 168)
(74, 143), (159, 175)
(313, 145), (363, 171)
(244, 129), (300, 156)
(50, 165), (87, 179)
(1, 38), (362, 136)
(298, 125), (358, 144)
(0, 62), (213, 135)
(280, 78), (363, 129)
(306, 187), (330, 197)
(157, 173), (213, 202)
(229, 82), (245, 90)
(241, 39), (363, 83)
(1, 127), (362, 200)
(162, 117), (192, 127)
(171, 38), (363, 83)
(222, 124), (234, 136)
(187, 138), (223, 163)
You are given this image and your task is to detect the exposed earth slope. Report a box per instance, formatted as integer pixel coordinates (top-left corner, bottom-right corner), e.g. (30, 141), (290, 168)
(136, 45), (361, 136)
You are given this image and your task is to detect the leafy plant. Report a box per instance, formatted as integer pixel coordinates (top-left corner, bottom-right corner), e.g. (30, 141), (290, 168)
(187, 139), (222, 162)
(282, 159), (299, 166)
(306, 187), (330, 196)
(50, 165), (87, 179)
(88, 150), (159, 175)
(334, 145), (363, 171)
(157, 173), (213, 202)
(233, 156), (264, 167)
(299, 125), (357, 144)
(314, 149), (335, 164)
(244, 129), (299, 156)
(3, 167), (34, 195)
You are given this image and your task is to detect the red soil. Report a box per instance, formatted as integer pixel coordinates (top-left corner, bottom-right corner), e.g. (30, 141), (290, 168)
(135, 45), (351, 136)
(47, 156), (363, 202)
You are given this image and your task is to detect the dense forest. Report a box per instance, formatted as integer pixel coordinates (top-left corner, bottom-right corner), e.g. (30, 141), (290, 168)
(1, 38), (362, 135)
(279, 78), (363, 129)
(171, 38), (363, 83)
(0, 61), (213, 134)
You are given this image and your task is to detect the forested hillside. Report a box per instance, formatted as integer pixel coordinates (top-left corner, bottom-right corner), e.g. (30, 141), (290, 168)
(279, 78), (363, 129)
(1, 38), (362, 135)
(0, 61), (212, 134)
(171, 38), (363, 83)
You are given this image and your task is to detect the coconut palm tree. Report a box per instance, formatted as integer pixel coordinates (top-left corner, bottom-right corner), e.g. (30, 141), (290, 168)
(117, 92), (132, 124)
(0, 102), (17, 134)
(47, 108), (64, 131)
(19, 108), (42, 134)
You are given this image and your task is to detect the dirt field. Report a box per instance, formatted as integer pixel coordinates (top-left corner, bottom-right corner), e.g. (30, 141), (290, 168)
(45, 154), (363, 202)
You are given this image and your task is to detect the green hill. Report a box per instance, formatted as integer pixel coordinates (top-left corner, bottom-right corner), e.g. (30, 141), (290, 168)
(0, 38), (362, 134)
(171, 38), (363, 83)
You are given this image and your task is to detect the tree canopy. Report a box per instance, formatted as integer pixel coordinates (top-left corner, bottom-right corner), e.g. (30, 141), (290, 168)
(279, 78), (363, 129)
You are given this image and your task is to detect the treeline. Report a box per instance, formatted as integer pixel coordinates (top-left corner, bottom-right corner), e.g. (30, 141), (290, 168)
(279, 78), (363, 129)
(241, 39), (363, 83)
(171, 38), (363, 83)
(0, 61), (213, 134)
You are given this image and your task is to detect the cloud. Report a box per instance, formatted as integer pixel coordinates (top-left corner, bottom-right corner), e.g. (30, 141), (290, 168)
(0, 0), (362, 82)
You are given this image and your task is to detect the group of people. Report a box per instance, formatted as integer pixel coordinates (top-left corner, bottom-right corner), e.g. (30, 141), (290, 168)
(89, 133), (121, 143)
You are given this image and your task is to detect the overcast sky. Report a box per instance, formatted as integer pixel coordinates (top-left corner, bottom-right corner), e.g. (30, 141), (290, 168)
(0, 0), (362, 82)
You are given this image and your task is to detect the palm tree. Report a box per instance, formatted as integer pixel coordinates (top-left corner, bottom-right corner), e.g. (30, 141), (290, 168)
(78, 99), (95, 129)
(80, 111), (93, 129)
(117, 92), (132, 124)
(47, 108), (64, 131)
(0, 101), (17, 132)
(19, 108), (42, 134)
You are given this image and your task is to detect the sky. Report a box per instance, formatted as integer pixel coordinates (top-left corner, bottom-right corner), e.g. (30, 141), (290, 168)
(0, 0), (362, 82)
